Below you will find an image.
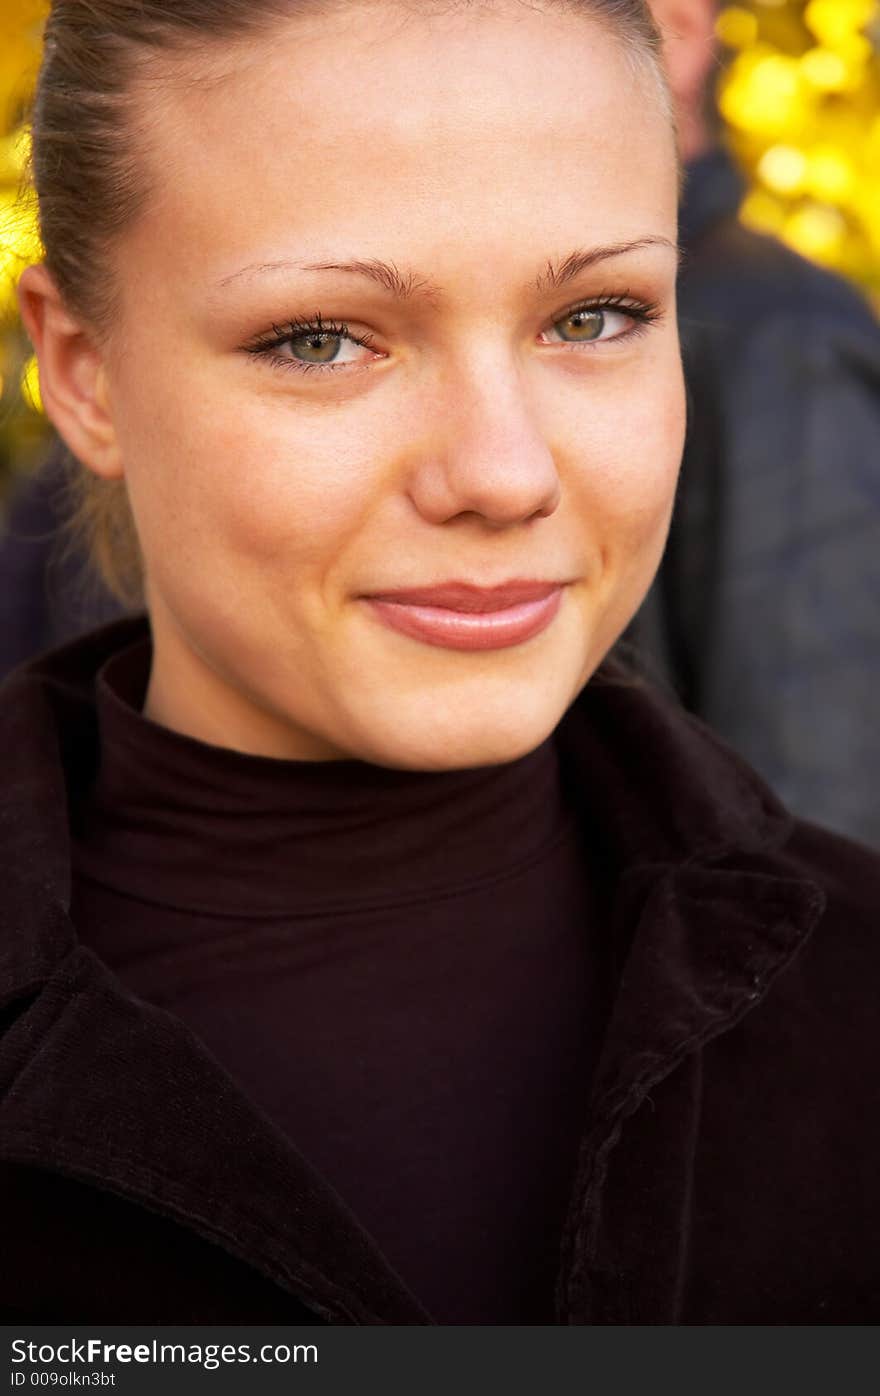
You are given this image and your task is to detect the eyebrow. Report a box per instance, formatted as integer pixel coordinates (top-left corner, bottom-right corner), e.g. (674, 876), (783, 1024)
(216, 257), (442, 300)
(535, 237), (680, 292)
(214, 237), (679, 299)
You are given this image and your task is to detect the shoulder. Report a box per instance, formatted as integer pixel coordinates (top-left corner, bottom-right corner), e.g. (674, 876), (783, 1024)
(669, 693), (880, 1007)
(573, 660), (880, 919)
(0, 619), (149, 939)
(623, 672), (880, 1033)
(771, 817), (880, 970)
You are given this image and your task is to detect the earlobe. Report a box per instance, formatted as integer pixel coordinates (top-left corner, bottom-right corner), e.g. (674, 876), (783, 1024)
(17, 263), (124, 480)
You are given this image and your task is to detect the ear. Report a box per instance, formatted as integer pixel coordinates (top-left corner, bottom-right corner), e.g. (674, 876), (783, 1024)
(651, 0), (718, 109)
(17, 263), (124, 480)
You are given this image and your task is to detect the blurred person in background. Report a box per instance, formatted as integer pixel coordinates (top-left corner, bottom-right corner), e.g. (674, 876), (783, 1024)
(632, 0), (880, 845)
(0, 447), (123, 671)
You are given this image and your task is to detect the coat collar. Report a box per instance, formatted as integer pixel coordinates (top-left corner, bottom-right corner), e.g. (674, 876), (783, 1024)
(0, 620), (825, 1323)
(553, 658), (824, 1118)
(558, 656), (826, 1111)
(553, 664), (825, 1322)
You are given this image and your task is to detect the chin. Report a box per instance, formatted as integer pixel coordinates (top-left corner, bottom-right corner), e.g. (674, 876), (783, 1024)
(351, 683), (579, 773)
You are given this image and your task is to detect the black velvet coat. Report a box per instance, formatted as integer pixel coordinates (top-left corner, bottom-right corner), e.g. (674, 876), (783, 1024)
(1, 620), (879, 1324)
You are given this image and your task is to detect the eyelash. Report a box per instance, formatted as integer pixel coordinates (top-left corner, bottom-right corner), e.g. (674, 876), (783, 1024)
(245, 313), (378, 376)
(555, 292), (663, 337)
(245, 293), (663, 376)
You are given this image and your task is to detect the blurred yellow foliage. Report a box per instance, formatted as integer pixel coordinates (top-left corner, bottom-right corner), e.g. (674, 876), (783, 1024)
(1, 0), (46, 478)
(719, 0), (880, 287)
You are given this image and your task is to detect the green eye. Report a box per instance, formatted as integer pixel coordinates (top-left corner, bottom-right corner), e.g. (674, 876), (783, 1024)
(542, 304), (641, 347)
(247, 317), (378, 375)
(553, 309), (605, 342)
(289, 332), (345, 363)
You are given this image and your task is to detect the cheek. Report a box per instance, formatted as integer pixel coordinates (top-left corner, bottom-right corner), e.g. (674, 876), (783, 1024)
(112, 360), (390, 586)
(565, 353), (685, 558)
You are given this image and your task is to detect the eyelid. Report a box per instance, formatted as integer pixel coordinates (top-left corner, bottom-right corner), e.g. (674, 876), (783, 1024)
(544, 291), (662, 327)
(245, 316), (375, 352)
(537, 292), (663, 348)
(243, 315), (384, 376)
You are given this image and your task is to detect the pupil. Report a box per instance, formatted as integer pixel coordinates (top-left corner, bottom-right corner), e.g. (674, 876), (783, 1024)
(566, 310), (603, 340)
(293, 333), (341, 363)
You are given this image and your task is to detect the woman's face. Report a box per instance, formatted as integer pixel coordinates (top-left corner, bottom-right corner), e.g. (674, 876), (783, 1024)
(98, 1), (684, 767)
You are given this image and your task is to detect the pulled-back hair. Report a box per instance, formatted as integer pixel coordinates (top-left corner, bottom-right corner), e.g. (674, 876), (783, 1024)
(29, 0), (665, 605)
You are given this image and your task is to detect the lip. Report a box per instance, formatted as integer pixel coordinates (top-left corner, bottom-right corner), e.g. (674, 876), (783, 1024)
(363, 580), (565, 652)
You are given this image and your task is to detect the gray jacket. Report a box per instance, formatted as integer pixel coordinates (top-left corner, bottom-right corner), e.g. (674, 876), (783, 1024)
(631, 148), (880, 846)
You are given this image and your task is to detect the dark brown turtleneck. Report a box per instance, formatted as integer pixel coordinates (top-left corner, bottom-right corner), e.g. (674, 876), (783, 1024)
(70, 638), (609, 1324)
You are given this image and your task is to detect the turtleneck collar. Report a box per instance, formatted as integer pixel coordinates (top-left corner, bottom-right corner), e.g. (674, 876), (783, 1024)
(71, 636), (573, 918)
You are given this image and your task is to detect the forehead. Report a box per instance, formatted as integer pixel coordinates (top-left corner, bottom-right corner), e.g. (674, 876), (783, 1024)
(126, 2), (677, 295)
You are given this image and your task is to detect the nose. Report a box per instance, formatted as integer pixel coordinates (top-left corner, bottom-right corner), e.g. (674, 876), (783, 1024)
(405, 357), (562, 528)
